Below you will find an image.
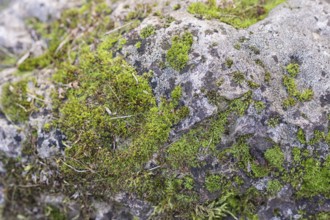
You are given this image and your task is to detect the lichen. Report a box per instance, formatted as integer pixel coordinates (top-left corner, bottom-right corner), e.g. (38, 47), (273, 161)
(166, 32), (193, 71)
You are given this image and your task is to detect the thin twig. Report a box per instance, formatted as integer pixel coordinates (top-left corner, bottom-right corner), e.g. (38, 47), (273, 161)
(110, 115), (133, 120)
(104, 21), (134, 35)
(60, 159), (93, 173)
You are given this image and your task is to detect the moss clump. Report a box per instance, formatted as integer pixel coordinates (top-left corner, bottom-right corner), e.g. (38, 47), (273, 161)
(298, 89), (314, 102)
(282, 63), (314, 108)
(225, 136), (269, 178)
(166, 32), (193, 71)
(309, 130), (326, 145)
(297, 128), (306, 144)
(0, 53), (16, 70)
(254, 101), (265, 113)
(173, 4), (181, 11)
(166, 112), (227, 169)
(233, 71), (245, 84)
(286, 63), (299, 77)
(283, 75), (299, 97)
(225, 58), (234, 68)
(205, 174), (222, 192)
(255, 59), (265, 68)
(0, 79), (42, 123)
(45, 205), (66, 220)
(297, 156), (330, 197)
(282, 97), (296, 109)
(140, 25), (155, 39)
(267, 116), (280, 128)
(234, 43), (241, 50)
(188, 0), (286, 29)
(247, 80), (260, 89)
(125, 3), (152, 21)
(264, 146), (284, 171)
(267, 180), (282, 196)
(135, 41), (142, 49)
(264, 71), (271, 83)
(18, 53), (51, 71)
(19, 0), (114, 72)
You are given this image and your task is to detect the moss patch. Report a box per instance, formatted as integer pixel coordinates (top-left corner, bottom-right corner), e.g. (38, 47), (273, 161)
(140, 25), (155, 39)
(166, 32), (193, 71)
(282, 63), (314, 108)
(188, 0), (286, 29)
(0, 79), (42, 123)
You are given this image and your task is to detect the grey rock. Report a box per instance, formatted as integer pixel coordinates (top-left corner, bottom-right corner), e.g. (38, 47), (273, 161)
(0, 118), (24, 157)
(0, 0), (81, 55)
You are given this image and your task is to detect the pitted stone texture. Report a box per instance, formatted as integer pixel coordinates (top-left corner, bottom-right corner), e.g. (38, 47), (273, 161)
(122, 0), (329, 136)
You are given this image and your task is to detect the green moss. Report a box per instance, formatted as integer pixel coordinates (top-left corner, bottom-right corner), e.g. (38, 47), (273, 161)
(297, 156), (330, 197)
(255, 59), (265, 68)
(167, 112), (227, 169)
(193, 193), (237, 220)
(286, 63), (300, 77)
(298, 89), (314, 102)
(316, 213), (330, 220)
(267, 180), (282, 196)
(0, 54), (16, 69)
(254, 101), (265, 113)
(283, 75), (299, 98)
(18, 53), (52, 71)
(309, 130), (325, 145)
(183, 176), (195, 190)
(45, 205), (66, 220)
(0, 79), (42, 123)
(166, 32), (193, 71)
(248, 80), (260, 89)
(233, 71), (245, 84)
(267, 117), (280, 128)
(125, 4), (152, 21)
(282, 64), (314, 105)
(326, 132), (330, 144)
(225, 58), (234, 68)
(282, 97), (296, 109)
(173, 4), (181, 10)
(226, 136), (269, 178)
(135, 41), (142, 49)
(297, 128), (306, 144)
(205, 174), (222, 192)
(264, 146), (284, 171)
(140, 25), (155, 39)
(291, 147), (301, 163)
(264, 71), (271, 83)
(228, 91), (252, 116)
(234, 43), (241, 50)
(188, 0), (286, 29)
(43, 123), (52, 133)
(118, 38), (127, 50)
